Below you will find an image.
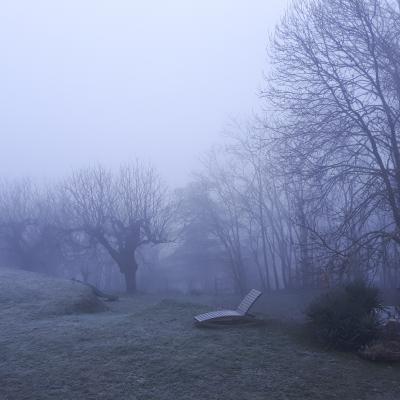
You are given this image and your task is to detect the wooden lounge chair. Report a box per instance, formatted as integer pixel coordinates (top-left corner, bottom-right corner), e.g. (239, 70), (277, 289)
(194, 289), (262, 326)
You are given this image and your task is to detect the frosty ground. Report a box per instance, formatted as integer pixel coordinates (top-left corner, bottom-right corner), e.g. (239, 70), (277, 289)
(0, 268), (399, 400)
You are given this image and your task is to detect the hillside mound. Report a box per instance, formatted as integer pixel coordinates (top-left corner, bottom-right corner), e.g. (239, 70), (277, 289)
(0, 267), (108, 319)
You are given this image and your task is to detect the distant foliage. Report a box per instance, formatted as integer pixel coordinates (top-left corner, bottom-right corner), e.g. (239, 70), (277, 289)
(306, 281), (382, 351)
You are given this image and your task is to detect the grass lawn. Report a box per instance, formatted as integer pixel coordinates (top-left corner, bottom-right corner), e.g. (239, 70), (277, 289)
(1, 270), (399, 399)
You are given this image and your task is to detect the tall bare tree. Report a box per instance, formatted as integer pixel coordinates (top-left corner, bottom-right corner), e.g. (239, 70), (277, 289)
(264, 0), (400, 280)
(64, 162), (173, 293)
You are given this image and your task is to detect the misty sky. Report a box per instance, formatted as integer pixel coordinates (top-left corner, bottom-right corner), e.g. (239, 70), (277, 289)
(0, 1), (288, 186)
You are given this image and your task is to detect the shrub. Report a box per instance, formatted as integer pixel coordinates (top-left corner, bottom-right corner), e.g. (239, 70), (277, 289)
(359, 341), (400, 362)
(306, 281), (382, 351)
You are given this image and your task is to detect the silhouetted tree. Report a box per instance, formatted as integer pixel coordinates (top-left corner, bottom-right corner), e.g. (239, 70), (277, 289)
(63, 162), (173, 293)
(0, 179), (64, 273)
(264, 0), (400, 282)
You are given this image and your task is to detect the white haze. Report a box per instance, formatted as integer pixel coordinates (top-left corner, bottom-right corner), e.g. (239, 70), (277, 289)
(0, 1), (287, 186)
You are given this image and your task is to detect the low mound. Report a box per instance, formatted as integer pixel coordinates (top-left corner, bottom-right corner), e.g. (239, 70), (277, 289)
(0, 267), (108, 319)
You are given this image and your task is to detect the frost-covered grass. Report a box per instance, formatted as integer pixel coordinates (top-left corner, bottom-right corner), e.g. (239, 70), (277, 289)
(0, 267), (107, 319)
(1, 270), (399, 400)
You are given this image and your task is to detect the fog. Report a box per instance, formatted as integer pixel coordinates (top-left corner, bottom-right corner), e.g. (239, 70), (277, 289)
(1, 1), (400, 399)
(0, 0), (287, 185)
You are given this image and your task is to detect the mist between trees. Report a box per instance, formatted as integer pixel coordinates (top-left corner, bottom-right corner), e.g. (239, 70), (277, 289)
(1, 0), (400, 295)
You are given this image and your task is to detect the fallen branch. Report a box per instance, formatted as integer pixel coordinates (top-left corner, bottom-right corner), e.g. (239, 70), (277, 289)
(72, 279), (119, 302)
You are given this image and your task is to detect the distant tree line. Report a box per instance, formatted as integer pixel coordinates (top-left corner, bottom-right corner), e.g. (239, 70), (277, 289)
(175, 0), (400, 292)
(1, 0), (399, 294)
(0, 162), (173, 293)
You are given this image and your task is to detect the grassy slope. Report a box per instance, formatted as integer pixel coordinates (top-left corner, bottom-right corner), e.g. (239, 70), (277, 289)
(1, 283), (399, 400)
(0, 267), (107, 319)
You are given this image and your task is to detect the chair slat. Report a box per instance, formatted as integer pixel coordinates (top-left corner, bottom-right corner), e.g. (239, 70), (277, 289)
(236, 289), (262, 314)
(194, 310), (242, 322)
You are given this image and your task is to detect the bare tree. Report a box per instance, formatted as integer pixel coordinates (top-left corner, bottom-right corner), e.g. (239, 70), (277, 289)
(194, 152), (249, 295)
(0, 179), (64, 273)
(64, 162), (173, 293)
(264, 0), (400, 281)
(191, 133), (299, 292)
(224, 132), (289, 290)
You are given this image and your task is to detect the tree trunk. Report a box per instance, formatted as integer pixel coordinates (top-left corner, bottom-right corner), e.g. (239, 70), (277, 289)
(123, 264), (137, 294)
(120, 253), (138, 294)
